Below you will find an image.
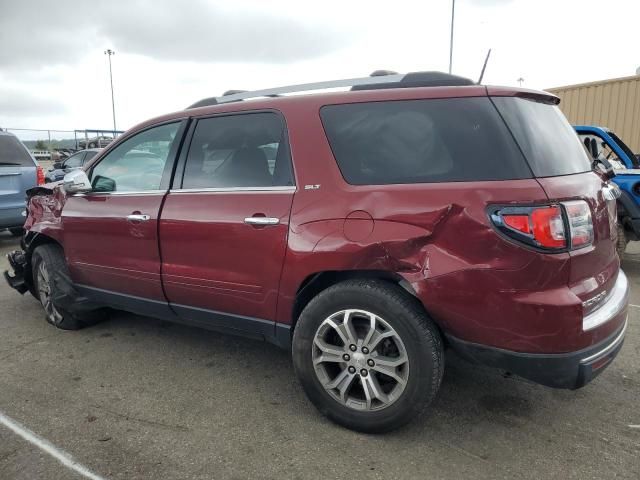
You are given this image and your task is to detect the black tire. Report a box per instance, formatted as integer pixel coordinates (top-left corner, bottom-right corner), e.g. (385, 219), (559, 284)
(617, 224), (628, 259)
(292, 279), (444, 433)
(8, 227), (23, 237)
(31, 244), (105, 330)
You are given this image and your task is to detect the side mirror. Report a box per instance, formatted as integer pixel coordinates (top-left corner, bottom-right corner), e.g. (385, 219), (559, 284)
(63, 170), (92, 193)
(52, 162), (63, 169)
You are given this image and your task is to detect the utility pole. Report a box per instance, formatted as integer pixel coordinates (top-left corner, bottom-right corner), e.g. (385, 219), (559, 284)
(104, 49), (117, 134)
(449, 0), (456, 74)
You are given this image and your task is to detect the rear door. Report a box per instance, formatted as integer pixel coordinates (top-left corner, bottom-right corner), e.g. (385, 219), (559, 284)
(0, 133), (36, 228)
(159, 111), (295, 330)
(63, 121), (185, 307)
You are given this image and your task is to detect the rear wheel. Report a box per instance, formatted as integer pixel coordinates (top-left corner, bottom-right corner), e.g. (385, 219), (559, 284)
(8, 227), (23, 237)
(292, 280), (444, 433)
(31, 244), (105, 330)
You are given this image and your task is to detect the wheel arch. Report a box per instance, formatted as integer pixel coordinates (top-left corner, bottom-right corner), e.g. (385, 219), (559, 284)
(22, 232), (64, 291)
(290, 270), (422, 333)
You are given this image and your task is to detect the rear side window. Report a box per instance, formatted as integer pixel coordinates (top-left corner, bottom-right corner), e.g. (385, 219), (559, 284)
(320, 98), (531, 185)
(492, 97), (592, 177)
(0, 135), (34, 167)
(182, 112), (294, 189)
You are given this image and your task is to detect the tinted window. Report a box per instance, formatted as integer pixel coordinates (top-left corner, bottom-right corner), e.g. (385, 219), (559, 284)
(0, 135), (34, 167)
(320, 98), (531, 185)
(492, 97), (591, 177)
(182, 112), (294, 189)
(90, 122), (179, 192)
(64, 152), (85, 168)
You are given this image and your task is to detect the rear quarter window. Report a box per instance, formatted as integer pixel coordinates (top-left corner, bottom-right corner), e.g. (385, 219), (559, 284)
(0, 135), (34, 167)
(320, 97), (531, 185)
(492, 97), (592, 177)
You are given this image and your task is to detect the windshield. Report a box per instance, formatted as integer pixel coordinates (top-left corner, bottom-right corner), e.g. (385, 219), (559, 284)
(609, 131), (640, 168)
(492, 97), (592, 177)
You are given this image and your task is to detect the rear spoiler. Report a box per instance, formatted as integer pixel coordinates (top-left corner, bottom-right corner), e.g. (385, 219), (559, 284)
(486, 86), (560, 105)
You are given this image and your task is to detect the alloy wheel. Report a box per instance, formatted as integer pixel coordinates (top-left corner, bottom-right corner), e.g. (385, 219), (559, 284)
(312, 309), (409, 411)
(37, 261), (63, 325)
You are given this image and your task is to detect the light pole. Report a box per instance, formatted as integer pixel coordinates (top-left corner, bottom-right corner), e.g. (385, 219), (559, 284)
(517, 77), (525, 87)
(104, 49), (117, 134)
(449, 0), (456, 74)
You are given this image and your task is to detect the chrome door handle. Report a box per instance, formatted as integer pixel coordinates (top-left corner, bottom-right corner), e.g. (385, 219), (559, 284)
(244, 216), (279, 226)
(127, 214), (151, 222)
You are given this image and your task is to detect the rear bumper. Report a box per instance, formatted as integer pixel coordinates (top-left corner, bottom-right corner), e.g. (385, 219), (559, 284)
(447, 318), (627, 389)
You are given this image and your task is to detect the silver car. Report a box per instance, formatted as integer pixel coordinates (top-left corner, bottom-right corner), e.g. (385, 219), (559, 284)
(0, 131), (39, 236)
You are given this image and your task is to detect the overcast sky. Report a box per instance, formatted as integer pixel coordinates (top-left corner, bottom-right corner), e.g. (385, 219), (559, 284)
(1, 0), (638, 139)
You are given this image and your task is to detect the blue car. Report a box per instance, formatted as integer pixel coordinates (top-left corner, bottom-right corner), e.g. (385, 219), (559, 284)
(0, 130), (40, 236)
(575, 125), (639, 254)
(45, 148), (101, 183)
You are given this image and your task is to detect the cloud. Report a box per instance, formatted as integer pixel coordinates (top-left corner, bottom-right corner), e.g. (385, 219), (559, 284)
(0, 87), (67, 117)
(0, 0), (352, 70)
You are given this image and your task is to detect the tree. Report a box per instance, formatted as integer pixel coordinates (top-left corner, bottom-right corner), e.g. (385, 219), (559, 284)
(34, 140), (48, 150)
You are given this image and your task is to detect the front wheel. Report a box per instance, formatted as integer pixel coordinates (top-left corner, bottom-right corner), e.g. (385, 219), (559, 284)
(32, 244), (105, 330)
(292, 280), (444, 433)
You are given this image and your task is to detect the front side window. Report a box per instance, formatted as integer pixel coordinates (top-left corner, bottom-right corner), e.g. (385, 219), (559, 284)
(90, 122), (180, 192)
(182, 112), (294, 189)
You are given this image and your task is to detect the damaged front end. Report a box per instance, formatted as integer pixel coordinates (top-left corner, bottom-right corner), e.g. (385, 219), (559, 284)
(4, 184), (62, 296)
(4, 250), (30, 294)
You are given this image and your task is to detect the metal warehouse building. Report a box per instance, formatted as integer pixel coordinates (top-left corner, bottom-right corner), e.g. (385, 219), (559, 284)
(547, 73), (640, 152)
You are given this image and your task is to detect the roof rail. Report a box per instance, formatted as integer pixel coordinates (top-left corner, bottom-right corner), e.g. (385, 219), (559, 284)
(187, 71), (474, 109)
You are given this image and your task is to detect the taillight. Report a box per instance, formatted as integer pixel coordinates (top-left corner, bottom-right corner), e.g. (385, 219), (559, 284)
(36, 165), (45, 185)
(564, 200), (593, 248)
(491, 201), (593, 252)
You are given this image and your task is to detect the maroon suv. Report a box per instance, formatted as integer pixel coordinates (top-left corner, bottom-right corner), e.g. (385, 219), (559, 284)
(5, 71), (629, 432)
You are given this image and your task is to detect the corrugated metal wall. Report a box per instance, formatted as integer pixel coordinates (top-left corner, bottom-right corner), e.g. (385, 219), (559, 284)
(547, 74), (640, 152)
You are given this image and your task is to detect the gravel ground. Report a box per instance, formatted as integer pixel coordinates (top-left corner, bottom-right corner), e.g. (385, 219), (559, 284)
(0, 230), (638, 480)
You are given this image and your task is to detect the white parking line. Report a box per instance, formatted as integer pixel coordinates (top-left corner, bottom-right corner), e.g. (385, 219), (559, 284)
(629, 304), (640, 309)
(0, 410), (106, 480)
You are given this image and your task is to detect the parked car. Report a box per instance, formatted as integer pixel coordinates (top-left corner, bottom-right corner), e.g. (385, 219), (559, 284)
(45, 148), (101, 183)
(575, 125), (639, 255)
(78, 136), (114, 149)
(0, 130), (44, 236)
(4, 72), (629, 432)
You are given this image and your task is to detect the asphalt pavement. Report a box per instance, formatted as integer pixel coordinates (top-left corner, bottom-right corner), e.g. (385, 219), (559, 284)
(0, 230), (638, 479)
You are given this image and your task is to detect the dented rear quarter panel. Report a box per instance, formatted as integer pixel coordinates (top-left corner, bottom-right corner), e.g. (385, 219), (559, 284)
(274, 98), (589, 353)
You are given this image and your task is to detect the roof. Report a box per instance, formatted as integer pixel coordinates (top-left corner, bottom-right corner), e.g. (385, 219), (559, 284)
(188, 71), (477, 108)
(121, 78), (558, 138)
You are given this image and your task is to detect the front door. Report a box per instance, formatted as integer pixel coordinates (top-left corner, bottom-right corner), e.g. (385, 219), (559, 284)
(63, 121), (184, 307)
(159, 112), (295, 330)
